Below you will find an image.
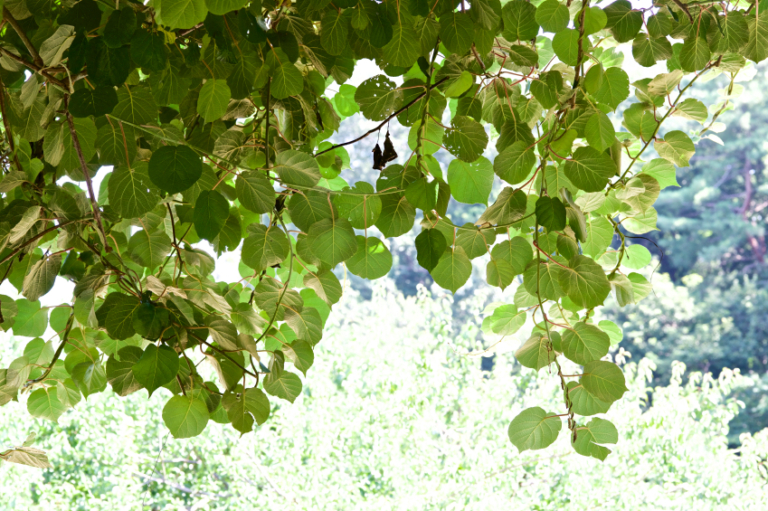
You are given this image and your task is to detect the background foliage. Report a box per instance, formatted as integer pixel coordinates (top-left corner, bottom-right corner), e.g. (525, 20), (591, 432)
(2, 284), (767, 510)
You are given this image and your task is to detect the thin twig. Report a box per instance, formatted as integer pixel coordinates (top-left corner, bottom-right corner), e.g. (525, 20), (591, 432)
(26, 312), (75, 385)
(0, 75), (21, 173)
(315, 77), (448, 157)
(3, 7), (43, 66)
(64, 96), (111, 252)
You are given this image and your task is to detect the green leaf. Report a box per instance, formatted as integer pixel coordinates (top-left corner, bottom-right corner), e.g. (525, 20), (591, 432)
(307, 218), (357, 266)
(552, 29), (580, 66)
(22, 254), (61, 302)
(333, 181), (381, 229)
(69, 87), (118, 117)
(558, 255), (611, 309)
(508, 406), (562, 452)
(479, 188), (528, 225)
(27, 387), (66, 423)
(447, 157), (494, 205)
(271, 62), (304, 100)
(13, 300), (48, 338)
(507, 45), (539, 67)
(132, 303), (171, 340)
(564, 147), (617, 192)
(282, 338), (315, 376)
(355, 75), (402, 122)
(97, 122), (136, 166)
(622, 207), (658, 234)
(486, 258), (515, 289)
(197, 79), (231, 124)
(581, 360), (628, 403)
(320, 11), (349, 56)
(194, 190), (230, 241)
(148, 145), (203, 194)
(502, 0), (540, 42)
(382, 23), (420, 67)
(439, 12), (474, 55)
(672, 98), (708, 123)
(132, 344), (180, 397)
(679, 37), (711, 72)
(375, 195), (416, 237)
(485, 304), (527, 335)
(415, 229), (448, 272)
(236, 171), (275, 214)
(244, 387), (271, 425)
(640, 158), (678, 189)
(264, 369), (303, 403)
(516, 333), (556, 371)
(106, 346), (143, 397)
(205, 0), (247, 16)
(131, 30), (169, 72)
(111, 86), (158, 125)
(160, 0), (208, 30)
(584, 111), (615, 152)
(567, 382), (611, 416)
(104, 7), (136, 48)
(562, 322), (610, 365)
(535, 196), (566, 232)
(632, 34), (673, 67)
(524, 260), (565, 301)
(470, 0), (502, 30)
(746, 12), (768, 63)
(274, 150), (321, 188)
(604, 0), (642, 43)
(622, 244), (652, 270)
(722, 12), (749, 53)
(494, 141), (536, 185)
(430, 247), (472, 294)
(303, 271), (343, 305)
(346, 236), (392, 280)
(572, 417), (619, 461)
(86, 38), (131, 87)
(655, 130), (695, 167)
(71, 361), (107, 399)
(595, 67), (629, 110)
(285, 307), (323, 346)
(582, 6), (608, 35)
(443, 70), (474, 97)
(582, 216), (614, 257)
(205, 317), (240, 350)
(162, 395), (210, 438)
(241, 225), (289, 272)
(491, 236), (532, 275)
(443, 116), (488, 162)
(128, 230), (172, 269)
(40, 25), (76, 67)
(536, 0), (570, 33)
(405, 178), (439, 211)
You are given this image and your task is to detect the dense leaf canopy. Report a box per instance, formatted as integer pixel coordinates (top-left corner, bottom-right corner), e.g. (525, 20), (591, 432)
(0, 0), (761, 465)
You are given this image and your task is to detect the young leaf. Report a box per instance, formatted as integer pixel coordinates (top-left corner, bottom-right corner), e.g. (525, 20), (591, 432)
(508, 407), (562, 452)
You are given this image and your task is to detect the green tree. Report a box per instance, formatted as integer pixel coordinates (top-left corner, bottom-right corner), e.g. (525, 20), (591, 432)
(0, 0), (763, 463)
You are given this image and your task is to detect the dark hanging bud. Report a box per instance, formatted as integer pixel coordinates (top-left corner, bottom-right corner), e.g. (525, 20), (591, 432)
(372, 143), (383, 170)
(381, 130), (398, 166)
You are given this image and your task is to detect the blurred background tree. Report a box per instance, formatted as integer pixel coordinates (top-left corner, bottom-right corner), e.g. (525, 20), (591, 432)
(2, 284), (766, 510)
